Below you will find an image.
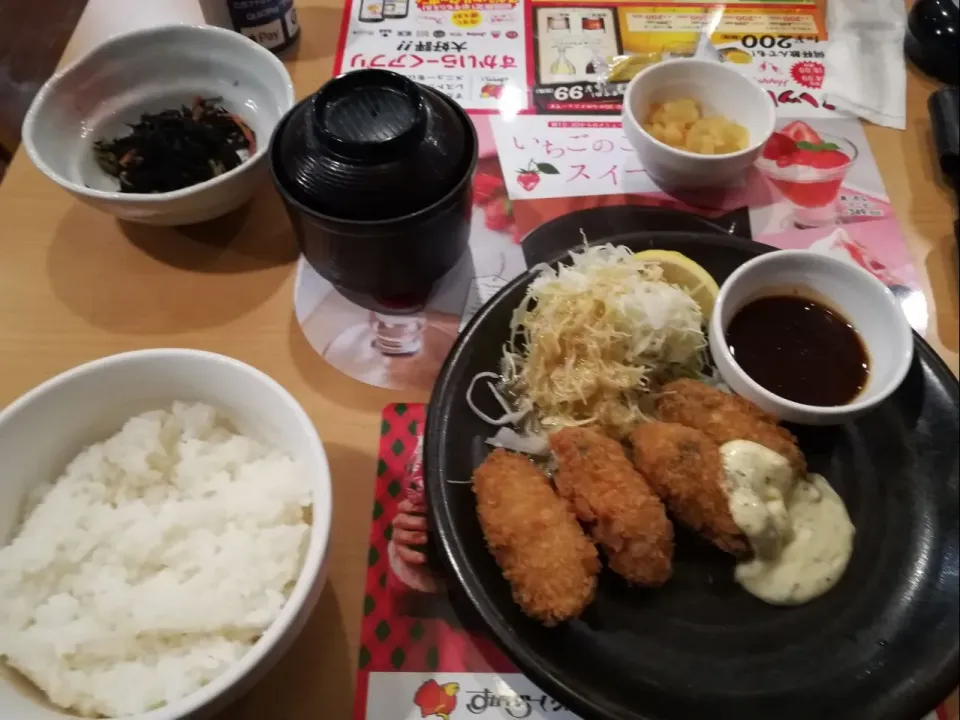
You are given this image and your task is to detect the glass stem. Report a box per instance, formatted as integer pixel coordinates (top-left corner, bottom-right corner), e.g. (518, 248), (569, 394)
(371, 312), (425, 356)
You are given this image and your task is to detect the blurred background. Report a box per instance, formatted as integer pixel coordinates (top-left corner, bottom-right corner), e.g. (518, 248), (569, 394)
(0, 0), (215, 182)
(0, 0), (89, 180)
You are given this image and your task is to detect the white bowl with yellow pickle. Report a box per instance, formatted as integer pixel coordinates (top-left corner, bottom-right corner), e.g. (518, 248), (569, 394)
(621, 58), (775, 190)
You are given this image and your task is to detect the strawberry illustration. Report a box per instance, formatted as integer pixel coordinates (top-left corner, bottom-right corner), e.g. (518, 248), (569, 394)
(473, 171), (504, 205)
(780, 120), (822, 146)
(517, 171), (540, 192)
(792, 141), (849, 170)
(807, 148), (849, 170)
(413, 680), (460, 720)
(480, 82), (504, 99)
(483, 197), (513, 232)
(515, 159), (559, 193)
(762, 132), (797, 161)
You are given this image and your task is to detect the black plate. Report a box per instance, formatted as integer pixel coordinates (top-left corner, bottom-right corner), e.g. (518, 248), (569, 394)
(517, 204), (753, 267)
(425, 227), (960, 720)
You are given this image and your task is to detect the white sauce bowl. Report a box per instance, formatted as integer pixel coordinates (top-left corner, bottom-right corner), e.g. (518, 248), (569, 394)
(708, 250), (915, 425)
(0, 349), (332, 719)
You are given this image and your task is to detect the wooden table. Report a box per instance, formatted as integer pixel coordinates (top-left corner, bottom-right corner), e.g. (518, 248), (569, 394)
(0, 2), (956, 719)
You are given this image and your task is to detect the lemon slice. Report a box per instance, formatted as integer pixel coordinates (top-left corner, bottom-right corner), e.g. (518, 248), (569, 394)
(634, 249), (720, 318)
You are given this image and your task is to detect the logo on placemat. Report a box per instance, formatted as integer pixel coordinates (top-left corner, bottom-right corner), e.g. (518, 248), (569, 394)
(414, 680), (460, 719)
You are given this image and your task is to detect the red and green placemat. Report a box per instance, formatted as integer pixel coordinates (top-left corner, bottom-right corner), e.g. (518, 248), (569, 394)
(357, 402), (509, 675)
(352, 403), (958, 720)
(354, 403), (534, 720)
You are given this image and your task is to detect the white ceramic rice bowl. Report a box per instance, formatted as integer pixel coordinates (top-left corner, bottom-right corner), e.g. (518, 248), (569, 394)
(0, 349), (332, 719)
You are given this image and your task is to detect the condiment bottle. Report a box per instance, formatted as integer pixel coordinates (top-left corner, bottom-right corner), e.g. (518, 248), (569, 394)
(200, 0), (300, 55)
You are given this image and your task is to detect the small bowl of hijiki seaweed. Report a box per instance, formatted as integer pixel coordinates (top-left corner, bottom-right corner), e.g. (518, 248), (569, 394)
(22, 24), (294, 226)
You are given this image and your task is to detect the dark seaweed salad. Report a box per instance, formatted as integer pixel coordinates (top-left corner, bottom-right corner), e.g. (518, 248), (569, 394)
(93, 97), (257, 194)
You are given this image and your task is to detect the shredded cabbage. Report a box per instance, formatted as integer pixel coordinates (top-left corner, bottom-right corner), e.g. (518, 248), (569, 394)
(501, 243), (706, 438)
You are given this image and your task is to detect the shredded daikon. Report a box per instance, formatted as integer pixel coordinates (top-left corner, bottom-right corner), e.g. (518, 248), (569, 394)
(499, 243), (706, 438)
(466, 372), (546, 455)
(465, 372), (530, 425)
(486, 427), (550, 456)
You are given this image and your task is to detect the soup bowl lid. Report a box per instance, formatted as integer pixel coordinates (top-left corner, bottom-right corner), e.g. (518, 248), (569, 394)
(271, 69), (473, 222)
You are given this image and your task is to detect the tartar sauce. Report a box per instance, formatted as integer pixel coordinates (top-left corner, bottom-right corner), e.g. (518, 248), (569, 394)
(720, 440), (855, 605)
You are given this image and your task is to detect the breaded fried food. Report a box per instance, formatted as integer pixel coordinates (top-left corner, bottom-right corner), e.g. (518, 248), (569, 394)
(473, 449), (600, 625)
(549, 427), (673, 587)
(630, 422), (748, 556)
(657, 379), (806, 476)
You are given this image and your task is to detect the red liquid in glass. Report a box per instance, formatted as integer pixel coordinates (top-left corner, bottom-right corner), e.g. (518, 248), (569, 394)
(767, 175), (846, 208)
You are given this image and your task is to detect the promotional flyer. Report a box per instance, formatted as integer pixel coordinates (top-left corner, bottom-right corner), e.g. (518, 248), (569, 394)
(297, 1), (924, 394)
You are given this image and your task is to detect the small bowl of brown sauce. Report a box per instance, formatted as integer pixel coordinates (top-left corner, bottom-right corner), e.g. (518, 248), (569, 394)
(708, 250), (915, 425)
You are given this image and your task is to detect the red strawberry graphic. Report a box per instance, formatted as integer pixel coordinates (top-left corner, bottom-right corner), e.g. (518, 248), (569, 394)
(413, 680), (459, 719)
(791, 141), (850, 170)
(790, 149), (818, 168)
(762, 132), (797, 161)
(514, 159), (559, 193)
(811, 149), (849, 170)
(480, 82), (504, 99)
(483, 197), (513, 232)
(473, 171), (504, 205)
(780, 120), (822, 146)
(517, 171), (540, 192)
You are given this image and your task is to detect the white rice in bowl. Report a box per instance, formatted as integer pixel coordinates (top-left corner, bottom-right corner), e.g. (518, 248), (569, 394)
(0, 402), (312, 717)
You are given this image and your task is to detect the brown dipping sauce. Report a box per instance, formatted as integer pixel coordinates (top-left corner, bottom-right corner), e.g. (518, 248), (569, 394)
(725, 294), (869, 406)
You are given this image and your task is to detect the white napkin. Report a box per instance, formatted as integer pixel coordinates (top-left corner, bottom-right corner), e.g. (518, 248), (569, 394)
(822, 0), (907, 130)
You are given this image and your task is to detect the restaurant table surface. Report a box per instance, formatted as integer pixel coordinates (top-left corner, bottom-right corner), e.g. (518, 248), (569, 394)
(0, 1), (957, 718)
